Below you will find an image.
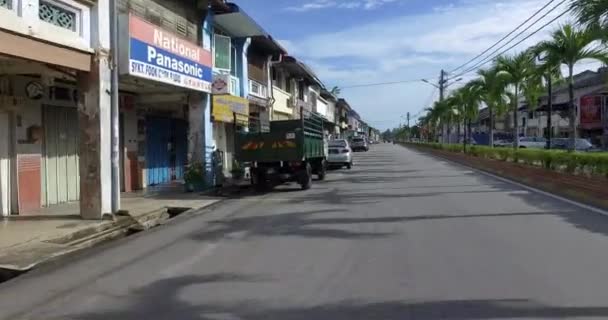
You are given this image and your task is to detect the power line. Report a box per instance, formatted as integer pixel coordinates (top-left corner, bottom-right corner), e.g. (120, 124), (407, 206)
(452, 5), (571, 78)
(449, 0), (557, 74)
(339, 78), (428, 89)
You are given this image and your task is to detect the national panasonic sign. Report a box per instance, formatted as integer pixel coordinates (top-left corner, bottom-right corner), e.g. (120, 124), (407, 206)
(127, 14), (212, 92)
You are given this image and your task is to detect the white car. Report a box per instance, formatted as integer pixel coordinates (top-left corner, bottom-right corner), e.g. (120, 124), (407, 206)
(328, 139), (353, 169)
(518, 137), (547, 149)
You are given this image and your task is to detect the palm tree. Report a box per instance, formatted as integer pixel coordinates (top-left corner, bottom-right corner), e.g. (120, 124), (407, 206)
(570, 0), (608, 33)
(534, 24), (608, 150)
(497, 51), (535, 148)
(330, 86), (341, 96)
(459, 83), (482, 152)
(470, 65), (511, 147)
(425, 99), (452, 142)
(447, 90), (465, 147)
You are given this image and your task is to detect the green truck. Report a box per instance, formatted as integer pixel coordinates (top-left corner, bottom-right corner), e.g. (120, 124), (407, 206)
(235, 110), (327, 190)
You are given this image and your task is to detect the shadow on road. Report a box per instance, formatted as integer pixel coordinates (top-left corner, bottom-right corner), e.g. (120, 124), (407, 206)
(72, 275), (608, 320)
(189, 209), (395, 241)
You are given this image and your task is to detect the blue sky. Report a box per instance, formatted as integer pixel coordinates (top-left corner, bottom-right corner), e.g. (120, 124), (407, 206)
(234, 0), (589, 130)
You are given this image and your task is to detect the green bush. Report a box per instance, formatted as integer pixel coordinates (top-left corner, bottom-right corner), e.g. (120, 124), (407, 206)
(405, 142), (608, 179)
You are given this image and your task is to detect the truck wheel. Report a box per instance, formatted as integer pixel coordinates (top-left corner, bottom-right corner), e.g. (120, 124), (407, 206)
(317, 161), (327, 181)
(254, 171), (268, 192)
(300, 163), (312, 190)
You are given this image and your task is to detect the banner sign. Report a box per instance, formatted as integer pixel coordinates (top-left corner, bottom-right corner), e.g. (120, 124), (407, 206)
(580, 95), (602, 129)
(126, 14), (212, 92)
(212, 95), (249, 123)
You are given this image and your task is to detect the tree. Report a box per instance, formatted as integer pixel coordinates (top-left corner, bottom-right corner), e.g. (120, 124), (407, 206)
(534, 24), (608, 150)
(470, 65), (511, 147)
(460, 83), (482, 152)
(330, 86), (341, 96)
(497, 51), (536, 148)
(570, 0), (608, 34)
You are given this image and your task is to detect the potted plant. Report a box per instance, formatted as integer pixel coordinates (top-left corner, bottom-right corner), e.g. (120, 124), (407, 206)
(230, 159), (244, 180)
(184, 162), (205, 192)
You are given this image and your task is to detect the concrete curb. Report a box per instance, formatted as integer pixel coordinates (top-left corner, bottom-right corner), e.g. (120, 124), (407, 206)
(0, 199), (222, 273)
(403, 144), (608, 217)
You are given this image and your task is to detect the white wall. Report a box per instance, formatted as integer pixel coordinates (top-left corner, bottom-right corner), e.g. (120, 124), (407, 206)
(0, 0), (92, 52)
(316, 97), (328, 118)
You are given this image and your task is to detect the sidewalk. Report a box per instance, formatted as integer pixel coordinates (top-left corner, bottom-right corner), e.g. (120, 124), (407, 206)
(0, 186), (220, 272)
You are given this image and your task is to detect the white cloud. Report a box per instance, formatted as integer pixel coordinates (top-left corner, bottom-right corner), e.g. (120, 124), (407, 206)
(286, 0), (397, 12)
(281, 0), (586, 129)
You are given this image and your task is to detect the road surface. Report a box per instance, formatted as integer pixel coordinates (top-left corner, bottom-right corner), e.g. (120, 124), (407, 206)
(2, 144), (608, 319)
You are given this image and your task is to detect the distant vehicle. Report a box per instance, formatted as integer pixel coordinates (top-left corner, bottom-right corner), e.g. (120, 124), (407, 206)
(235, 110), (327, 191)
(459, 137), (477, 145)
(550, 138), (600, 152)
(351, 137), (369, 151)
(328, 139), (353, 169)
(493, 139), (512, 147)
(518, 137), (546, 149)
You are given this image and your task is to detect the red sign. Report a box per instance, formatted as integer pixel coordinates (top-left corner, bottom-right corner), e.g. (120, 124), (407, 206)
(580, 95), (602, 129)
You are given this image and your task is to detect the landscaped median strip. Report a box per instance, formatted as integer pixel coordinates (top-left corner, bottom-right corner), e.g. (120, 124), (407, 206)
(402, 142), (608, 210)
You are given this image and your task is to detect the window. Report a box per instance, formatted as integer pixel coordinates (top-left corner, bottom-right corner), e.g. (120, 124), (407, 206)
(214, 34), (231, 70)
(230, 44), (238, 77)
(286, 78), (292, 93)
(298, 81), (305, 100)
(1, 0), (11, 10)
(39, 0), (80, 32)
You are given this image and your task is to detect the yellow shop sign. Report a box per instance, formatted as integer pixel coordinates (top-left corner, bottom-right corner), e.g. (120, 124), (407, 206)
(212, 95), (249, 123)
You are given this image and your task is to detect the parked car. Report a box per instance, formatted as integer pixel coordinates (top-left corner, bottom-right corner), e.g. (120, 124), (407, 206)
(518, 137), (547, 149)
(550, 138), (600, 152)
(351, 137), (369, 151)
(328, 139), (353, 169)
(493, 139), (512, 147)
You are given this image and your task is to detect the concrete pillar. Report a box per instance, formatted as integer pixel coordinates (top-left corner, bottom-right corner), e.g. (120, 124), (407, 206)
(187, 92), (206, 165)
(77, 0), (111, 219)
(187, 92), (213, 188)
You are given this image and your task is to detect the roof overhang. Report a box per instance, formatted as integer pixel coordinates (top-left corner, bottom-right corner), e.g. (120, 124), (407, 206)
(214, 3), (267, 37)
(278, 56), (323, 86)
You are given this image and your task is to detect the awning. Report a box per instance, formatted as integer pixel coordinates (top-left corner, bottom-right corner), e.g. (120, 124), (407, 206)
(0, 29), (90, 71)
(214, 4), (267, 37)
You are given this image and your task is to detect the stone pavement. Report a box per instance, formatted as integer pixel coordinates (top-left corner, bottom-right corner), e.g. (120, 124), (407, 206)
(0, 188), (220, 271)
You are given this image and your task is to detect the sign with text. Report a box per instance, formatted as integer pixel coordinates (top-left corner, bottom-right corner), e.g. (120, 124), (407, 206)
(212, 95), (249, 123)
(125, 14), (212, 92)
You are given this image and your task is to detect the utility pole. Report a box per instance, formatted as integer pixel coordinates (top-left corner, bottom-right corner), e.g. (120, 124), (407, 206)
(439, 69), (446, 143)
(546, 74), (553, 149)
(406, 112), (410, 141)
(439, 69), (445, 102)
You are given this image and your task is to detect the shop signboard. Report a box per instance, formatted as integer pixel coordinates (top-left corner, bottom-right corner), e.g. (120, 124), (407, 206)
(580, 95), (602, 129)
(123, 14), (213, 92)
(212, 95), (249, 124)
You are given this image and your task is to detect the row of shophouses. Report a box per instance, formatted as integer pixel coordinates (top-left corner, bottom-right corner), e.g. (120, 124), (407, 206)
(0, 0), (376, 218)
(444, 66), (608, 147)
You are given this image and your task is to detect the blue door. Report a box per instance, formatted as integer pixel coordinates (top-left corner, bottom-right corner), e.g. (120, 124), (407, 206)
(146, 117), (171, 186)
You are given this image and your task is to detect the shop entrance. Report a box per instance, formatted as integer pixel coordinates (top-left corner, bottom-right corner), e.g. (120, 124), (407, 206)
(41, 105), (80, 207)
(145, 117), (187, 186)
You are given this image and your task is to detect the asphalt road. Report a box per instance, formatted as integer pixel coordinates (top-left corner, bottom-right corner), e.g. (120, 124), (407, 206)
(2, 144), (608, 319)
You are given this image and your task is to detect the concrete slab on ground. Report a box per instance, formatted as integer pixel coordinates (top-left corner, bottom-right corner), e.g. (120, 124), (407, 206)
(0, 189), (220, 271)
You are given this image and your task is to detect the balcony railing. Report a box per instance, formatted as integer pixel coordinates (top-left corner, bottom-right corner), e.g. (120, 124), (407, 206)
(249, 79), (268, 98)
